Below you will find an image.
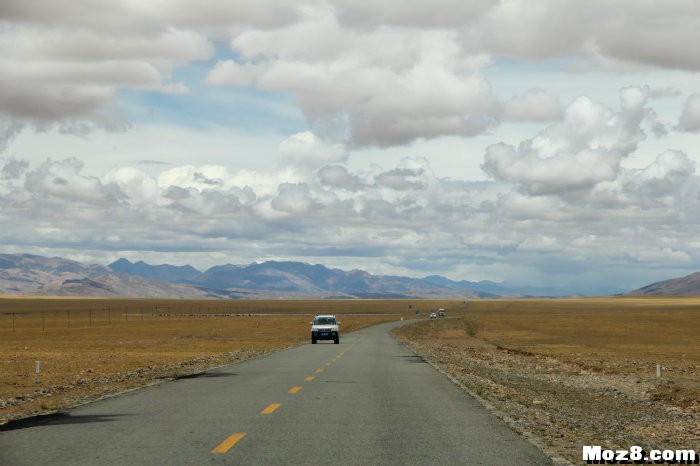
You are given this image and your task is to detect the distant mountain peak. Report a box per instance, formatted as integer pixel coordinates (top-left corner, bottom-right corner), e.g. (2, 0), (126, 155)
(108, 258), (200, 283)
(629, 271), (700, 296)
(109, 258), (133, 267)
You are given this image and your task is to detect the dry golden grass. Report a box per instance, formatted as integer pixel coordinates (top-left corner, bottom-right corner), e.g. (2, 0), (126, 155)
(0, 297), (459, 423)
(401, 296), (700, 407)
(462, 297), (699, 365)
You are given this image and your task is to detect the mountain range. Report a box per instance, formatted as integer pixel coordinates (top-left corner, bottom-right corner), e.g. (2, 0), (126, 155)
(1, 253), (697, 298)
(0, 253), (508, 299)
(626, 272), (700, 296)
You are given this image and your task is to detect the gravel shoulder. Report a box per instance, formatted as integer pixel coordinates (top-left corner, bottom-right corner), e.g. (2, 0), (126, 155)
(0, 349), (275, 426)
(394, 320), (699, 465)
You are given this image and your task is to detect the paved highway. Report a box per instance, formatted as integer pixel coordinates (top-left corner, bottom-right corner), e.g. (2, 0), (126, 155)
(0, 321), (552, 465)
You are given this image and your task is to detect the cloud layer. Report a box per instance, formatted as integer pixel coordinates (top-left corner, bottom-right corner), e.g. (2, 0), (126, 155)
(3, 1), (699, 147)
(1, 1), (700, 294)
(2, 87), (698, 293)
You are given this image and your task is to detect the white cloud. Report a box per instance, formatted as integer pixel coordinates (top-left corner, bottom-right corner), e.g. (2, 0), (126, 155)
(638, 150), (695, 182)
(517, 235), (562, 252)
(207, 4), (500, 147)
(0, 16), (215, 135)
(470, 1), (700, 70)
(502, 89), (562, 122)
(205, 60), (262, 86)
(270, 182), (316, 215)
(483, 88), (652, 195)
(23, 158), (115, 207)
(678, 94), (700, 132)
(278, 131), (347, 169)
(103, 167), (160, 206)
(317, 165), (364, 191)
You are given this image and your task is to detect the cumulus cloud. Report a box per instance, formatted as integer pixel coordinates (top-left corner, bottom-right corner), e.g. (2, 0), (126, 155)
(3, 1), (699, 149)
(103, 167), (160, 206)
(205, 60), (262, 86)
(270, 182), (316, 215)
(0, 118), (24, 153)
(2, 149), (700, 294)
(618, 150), (697, 205)
(207, 4), (500, 147)
(0, 9), (215, 135)
(375, 168), (427, 191)
(1, 157), (29, 180)
(278, 131), (347, 169)
(470, 1), (700, 70)
(483, 87), (651, 195)
(23, 158), (117, 207)
(517, 235), (562, 252)
(317, 165), (364, 191)
(677, 94), (700, 132)
(502, 89), (562, 122)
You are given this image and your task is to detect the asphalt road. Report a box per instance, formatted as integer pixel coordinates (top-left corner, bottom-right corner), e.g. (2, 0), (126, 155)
(0, 320), (552, 465)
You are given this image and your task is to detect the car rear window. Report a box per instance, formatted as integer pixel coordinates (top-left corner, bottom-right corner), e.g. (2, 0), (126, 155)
(314, 317), (336, 325)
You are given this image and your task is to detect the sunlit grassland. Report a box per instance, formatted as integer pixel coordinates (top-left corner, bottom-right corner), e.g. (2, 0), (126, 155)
(461, 297), (699, 366)
(398, 296), (700, 408)
(4, 295), (698, 423)
(0, 296), (462, 421)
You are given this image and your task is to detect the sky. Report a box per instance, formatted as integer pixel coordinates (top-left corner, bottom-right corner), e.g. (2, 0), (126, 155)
(1, 1), (700, 295)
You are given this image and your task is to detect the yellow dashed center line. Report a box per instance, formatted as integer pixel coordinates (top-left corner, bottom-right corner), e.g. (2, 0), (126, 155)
(211, 340), (364, 455)
(211, 433), (246, 454)
(261, 403), (281, 414)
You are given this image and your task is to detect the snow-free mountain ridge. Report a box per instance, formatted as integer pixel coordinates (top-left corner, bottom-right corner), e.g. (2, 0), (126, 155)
(2, 253), (689, 298)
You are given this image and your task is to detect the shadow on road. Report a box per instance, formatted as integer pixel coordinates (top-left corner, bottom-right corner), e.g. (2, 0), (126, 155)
(1, 413), (128, 431)
(392, 355), (428, 363)
(174, 371), (238, 380)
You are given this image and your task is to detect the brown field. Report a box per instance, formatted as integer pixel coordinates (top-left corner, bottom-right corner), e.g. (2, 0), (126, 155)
(395, 297), (700, 462)
(0, 297), (459, 424)
(458, 297), (698, 370)
(3, 295), (699, 462)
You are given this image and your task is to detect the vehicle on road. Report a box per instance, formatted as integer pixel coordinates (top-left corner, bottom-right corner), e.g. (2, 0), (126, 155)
(429, 312), (437, 319)
(438, 309), (445, 317)
(311, 314), (340, 344)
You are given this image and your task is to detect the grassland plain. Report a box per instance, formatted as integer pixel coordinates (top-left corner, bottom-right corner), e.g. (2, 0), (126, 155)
(0, 297), (458, 424)
(394, 297), (700, 464)
(3, 296), (698, 464)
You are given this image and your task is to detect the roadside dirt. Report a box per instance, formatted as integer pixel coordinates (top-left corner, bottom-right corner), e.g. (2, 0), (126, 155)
(0, 349), (275, 426)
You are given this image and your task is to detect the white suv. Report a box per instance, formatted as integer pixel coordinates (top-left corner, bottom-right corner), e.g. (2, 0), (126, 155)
(311, 315), (340, 344)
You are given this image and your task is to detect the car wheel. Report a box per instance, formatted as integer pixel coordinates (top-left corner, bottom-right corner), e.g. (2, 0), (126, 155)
(334, 337), (339, 344)
(312, 338), (317, 344)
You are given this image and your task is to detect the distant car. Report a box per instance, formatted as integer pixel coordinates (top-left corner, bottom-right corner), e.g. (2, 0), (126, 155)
(310, 314), (340, 344)
(429, 312), (437, 319)
(438, 309), (445, 317)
